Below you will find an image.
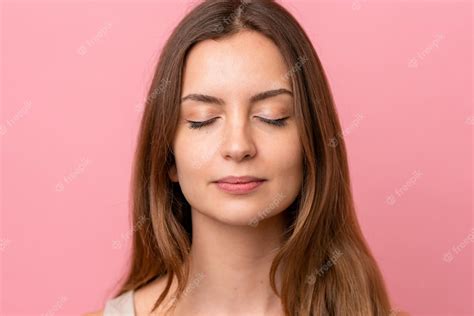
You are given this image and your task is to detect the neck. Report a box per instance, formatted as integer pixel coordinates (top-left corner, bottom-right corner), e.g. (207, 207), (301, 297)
(174, 208), (286, 315)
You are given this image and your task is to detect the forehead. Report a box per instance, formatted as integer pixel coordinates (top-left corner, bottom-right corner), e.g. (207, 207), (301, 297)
(181, 31), (291, 94)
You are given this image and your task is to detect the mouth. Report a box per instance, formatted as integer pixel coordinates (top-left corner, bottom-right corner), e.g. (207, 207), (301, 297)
(213, 175), (266, 184)
(213, 176), (267, 195)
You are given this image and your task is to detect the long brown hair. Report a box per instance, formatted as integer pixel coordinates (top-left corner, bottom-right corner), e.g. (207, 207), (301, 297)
(113, 0), (393, 315)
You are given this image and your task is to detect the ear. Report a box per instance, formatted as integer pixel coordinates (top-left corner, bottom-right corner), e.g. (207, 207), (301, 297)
(168, 164), (179, 182)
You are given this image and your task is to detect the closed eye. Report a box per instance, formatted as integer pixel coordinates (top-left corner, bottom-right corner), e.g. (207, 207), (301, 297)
(186, 117), (219, 130)
(186, 117), (290, 130)
(258, 116), (289, 127)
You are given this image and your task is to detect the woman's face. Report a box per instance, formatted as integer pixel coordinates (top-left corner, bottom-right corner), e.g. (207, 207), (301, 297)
(169, 30), (303, 227)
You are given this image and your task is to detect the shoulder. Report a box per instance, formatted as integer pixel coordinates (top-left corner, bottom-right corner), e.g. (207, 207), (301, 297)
(134, 274), (176, 314)
(83, 286), (138, 316)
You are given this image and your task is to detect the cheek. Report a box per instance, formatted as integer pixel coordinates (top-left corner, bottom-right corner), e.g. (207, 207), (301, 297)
(173, 145), (206, 204)
(275, 149), (303, 183)
(265, 131), (303, 174)
(269, 141), (304, 214)
(173, 130), (217, 185)
(181, 136), (221, 171)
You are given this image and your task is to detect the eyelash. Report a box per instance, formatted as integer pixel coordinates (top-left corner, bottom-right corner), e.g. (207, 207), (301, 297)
(186, 117), (289, 130)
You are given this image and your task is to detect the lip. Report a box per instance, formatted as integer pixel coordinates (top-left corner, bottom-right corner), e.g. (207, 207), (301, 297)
(213, 176), (266, 184)
(214, 180), (266, 194)
(212, 176), (266, 195)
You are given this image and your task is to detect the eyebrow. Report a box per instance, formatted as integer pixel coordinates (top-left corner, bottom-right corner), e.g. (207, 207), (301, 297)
(180, 88), (293, 106)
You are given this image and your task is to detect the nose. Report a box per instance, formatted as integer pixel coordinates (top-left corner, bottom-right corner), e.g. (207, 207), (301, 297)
(219, 118), (257, 162)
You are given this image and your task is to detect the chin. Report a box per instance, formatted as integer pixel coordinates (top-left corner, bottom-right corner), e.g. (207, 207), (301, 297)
(196, 206), (268, 228)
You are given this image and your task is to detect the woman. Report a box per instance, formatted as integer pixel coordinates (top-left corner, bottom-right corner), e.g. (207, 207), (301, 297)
(88, 0), (410, 315)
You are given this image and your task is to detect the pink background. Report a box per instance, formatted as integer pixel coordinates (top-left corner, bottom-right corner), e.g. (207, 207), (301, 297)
(1, 0), (472, 315)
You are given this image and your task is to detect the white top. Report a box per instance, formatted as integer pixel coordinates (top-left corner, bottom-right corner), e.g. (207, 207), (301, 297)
(104, 290), (135, 316)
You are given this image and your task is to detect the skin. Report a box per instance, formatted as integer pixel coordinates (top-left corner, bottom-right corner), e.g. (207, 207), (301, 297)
(164, 30), (304, 316)
(86, 30), (410, 316)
